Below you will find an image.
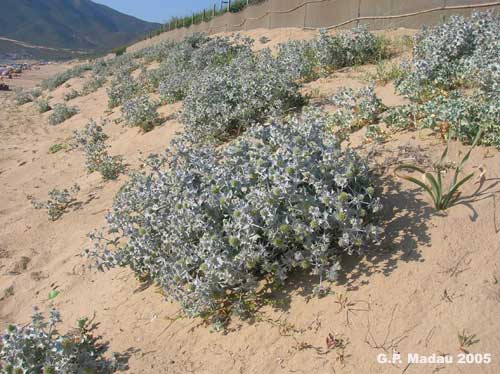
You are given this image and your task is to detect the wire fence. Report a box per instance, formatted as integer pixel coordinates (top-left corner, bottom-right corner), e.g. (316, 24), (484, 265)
(134, 0), (500, 48)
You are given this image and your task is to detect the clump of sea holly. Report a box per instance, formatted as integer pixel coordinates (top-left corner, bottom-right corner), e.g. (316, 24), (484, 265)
(390, 11), (500, 147)
(48, 103), (78, 125)
(31, 184), (80, 221)
(182, 48), (304, 143)
(0, 307), (118, 373)
(64, 89), (80, 101)
(14, 89), (33, 105)
(74, 119), (125, 180)
(328, 85), (386, 137)
(41, 64), (92, 91)
(88, 110), (382, 323)
(121, 94), (160, 132)
(36, 98), (52, 113)
(277, 26), (388, 82)
(107, 75), (139, 109)
(30, 87), (43, 99)
(312, 27), (389, 73)
(81, 75), (106, 95)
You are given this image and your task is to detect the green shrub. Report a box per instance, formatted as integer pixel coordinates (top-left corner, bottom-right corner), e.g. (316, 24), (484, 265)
(48, 104), (78, 125)
(36, 98), (52, 113)
(63, 89), (80, 101)
(14, 89), (33, 105)
(48, 143), (65, 154)
(113, 46), (127, 56)
(41, 64), (92, 91)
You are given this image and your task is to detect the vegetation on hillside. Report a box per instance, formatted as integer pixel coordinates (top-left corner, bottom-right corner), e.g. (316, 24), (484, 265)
(22, 12), (494, 333)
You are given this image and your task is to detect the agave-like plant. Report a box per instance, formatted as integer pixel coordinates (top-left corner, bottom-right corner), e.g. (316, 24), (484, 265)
(395, 130), (482, 210)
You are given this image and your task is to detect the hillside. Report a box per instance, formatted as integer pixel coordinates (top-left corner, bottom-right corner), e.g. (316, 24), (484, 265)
(1, 13), (499, 374)
(0, 0), (159, 58)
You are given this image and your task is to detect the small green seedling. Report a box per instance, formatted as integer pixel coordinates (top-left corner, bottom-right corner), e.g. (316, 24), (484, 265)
(395, 130), (482, 211)
(48, 290), (60, 300)
(458, 329), (479, 353)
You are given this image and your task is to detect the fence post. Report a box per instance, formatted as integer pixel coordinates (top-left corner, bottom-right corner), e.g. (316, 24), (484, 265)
(267, 1), (272, 29)
(303, 3), (307, 29)
(213, 4), (216, 17)
(228, 0), (231, 12)
(356, 0), (361, 27)
(442, 0), (448, 22)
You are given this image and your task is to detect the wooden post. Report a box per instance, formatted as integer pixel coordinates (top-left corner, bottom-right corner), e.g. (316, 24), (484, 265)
(303, 3), (307, 29)
(228, 0), (231, 12)
(267, 0), (271, 28)
(203, 9), (206, 22)
(213, 4), (216, 17)
(192, 13), (194, 25)
(356, 0), (361, 27)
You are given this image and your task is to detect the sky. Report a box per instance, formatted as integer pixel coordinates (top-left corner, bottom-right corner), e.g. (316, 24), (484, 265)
(93, 0), (221, 23)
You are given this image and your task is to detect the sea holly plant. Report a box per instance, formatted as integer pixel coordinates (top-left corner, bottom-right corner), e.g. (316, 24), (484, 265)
(41, 64), (92, 91)
(277, 26), (388, 82)
(0, 307), (118, 373)
(391, 12), (500, 147)
(87, 110), (382, 324)
(31, 184), (80, 221)
(36, 98), (52, 113)
(64, 89), (80, 102)
(107, 76), (139, 109)
(81, 75), (106, 95)
(328, 85), (386, 137)
(48, 103), (78, 125)
(74, 119), (125, 180)
(395, 130), (482, 211)
(182, 48), (305, 143)
(121, 94), (161, 132)
(14, 89), (33, 105)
